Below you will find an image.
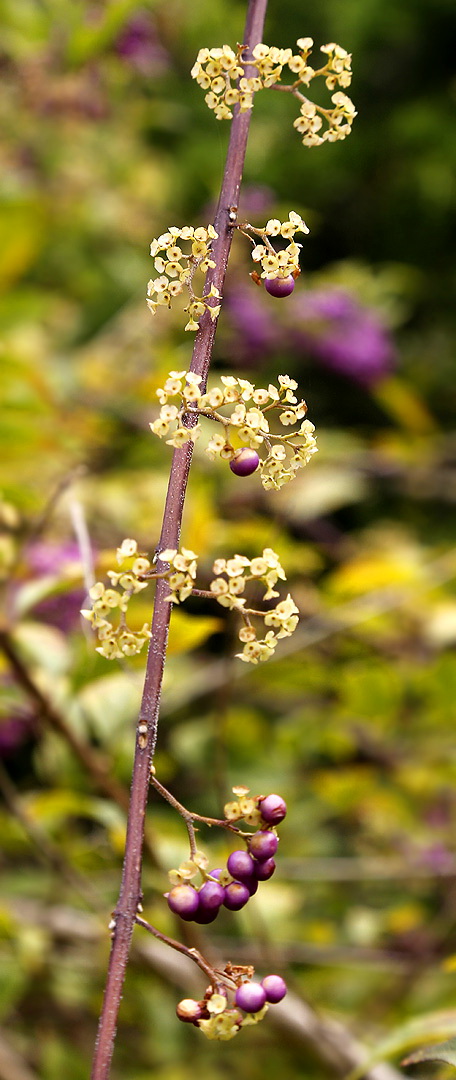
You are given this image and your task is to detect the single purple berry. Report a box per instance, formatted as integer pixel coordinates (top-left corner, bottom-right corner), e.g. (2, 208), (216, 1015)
(235, 981), (267, 1013)
(208, 867), (223, 880)
(198, 880), (226, 911)
(176, 998), (203, 1022)
(253, 857), (276, 881)
(249, 830), (278, 862)
(246, 875), (259, 896)
(223, 881), (251, 910)
(167, 884), (200, 920)
(229, 448), (260, 477)
(227, 849), (256, 882)
(259, 793), (287, 825)
(264, 275), (295, 298)
(261, 975), (288, 1003)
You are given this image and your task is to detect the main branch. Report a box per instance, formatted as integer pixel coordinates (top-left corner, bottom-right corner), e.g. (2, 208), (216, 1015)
(91, 2), (268, 1077)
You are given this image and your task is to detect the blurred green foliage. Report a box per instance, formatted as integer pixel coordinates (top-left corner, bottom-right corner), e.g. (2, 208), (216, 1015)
(1, 1), (456, 1078)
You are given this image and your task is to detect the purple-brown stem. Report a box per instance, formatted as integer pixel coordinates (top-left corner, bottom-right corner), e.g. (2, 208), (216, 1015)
(90, 2), (268, 1077)
(134, 916), (234, 990)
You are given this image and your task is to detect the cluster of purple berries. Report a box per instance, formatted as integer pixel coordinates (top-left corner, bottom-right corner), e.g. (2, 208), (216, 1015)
(177, 973), (287, 1027)
(166, 793), (286, 925)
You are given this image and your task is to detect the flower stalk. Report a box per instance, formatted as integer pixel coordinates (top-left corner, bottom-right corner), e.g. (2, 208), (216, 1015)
(90, 2), (269, 1077)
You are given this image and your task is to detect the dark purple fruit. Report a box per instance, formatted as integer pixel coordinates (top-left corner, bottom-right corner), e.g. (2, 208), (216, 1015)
(166, 884), (199, 920)
(235, 981), (267, 1013)
(259, 793), (287, 824)
(223, 881), (250, 910)
(246, 875), (258, 896)
(253, 857), (276, 881)
(229, 448), (260, 477)
(193, 906), (220, 924)
(198, 880), (225, 910)
(264, 275), (295, 298)
(248, 830), (278, 861)
(227, 849), (256, 882)
(261, 975), (287, 1003)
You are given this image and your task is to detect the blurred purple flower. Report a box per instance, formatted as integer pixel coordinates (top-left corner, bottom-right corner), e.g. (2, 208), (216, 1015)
(26, 541), (88, 632)
(225, 285), (281, 362)
(0, 712), (35, 756)
(116, 12), (170, 74)
(224, 275), (395, 385)
(237, 185), (275, 218)
(291, 287), (396, 386)
(416, 843), (455, 875)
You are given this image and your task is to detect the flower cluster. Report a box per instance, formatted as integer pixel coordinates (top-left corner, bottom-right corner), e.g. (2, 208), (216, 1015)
(156, 547), (198, 603)
(208, 549), (299, 663)
(242, 211), (308, 283)
(293, 89), (356, 147)
(191, 38), (355, 146)
(80, 538), (152, 659)
(191, 43), (293, 118)
(156, 545), (300, 664)
(150, 371), (318, 490)
(82, 541), (299, 665)
(146, 225), (221, 331)
(177, 967), (287, 1040)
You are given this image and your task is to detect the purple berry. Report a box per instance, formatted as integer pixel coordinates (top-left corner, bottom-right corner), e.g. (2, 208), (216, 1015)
(261, 975), (287, 1003)
(227, 850), (256, 882)
(166, 884), (199, 920)
(209, 868), (223, 880)
(229, 448), (260, 477)
(193, 906), (220, 924)
(198, 881), (226, 910)
(253, 857), (276, 881)
(249, 830), (278, 861)
(223, 881), (250, 910)
(259, 793), (287, 825)
(246, 875), (258, 896)
(176, 998), (203, 1022)
(235, 981), (267, 1013)
(264, 275), (295, 298)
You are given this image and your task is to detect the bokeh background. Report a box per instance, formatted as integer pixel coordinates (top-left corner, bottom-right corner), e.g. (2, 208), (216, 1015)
(1, 1), (456, 1078)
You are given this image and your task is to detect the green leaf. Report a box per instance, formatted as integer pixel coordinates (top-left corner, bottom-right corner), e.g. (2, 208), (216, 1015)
(345, 1013), (456, 1080)
(403, 1037), (456, 1069)
(75, 671), (141, 740)
(0, 201), (45, 288)
(14, 621), (71, 675)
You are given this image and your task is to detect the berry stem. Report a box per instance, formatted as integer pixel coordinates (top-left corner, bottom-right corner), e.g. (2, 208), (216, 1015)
(90, 4), (268, 1076)
(150, 772), (247, 836)
(134, 916), (228, 990)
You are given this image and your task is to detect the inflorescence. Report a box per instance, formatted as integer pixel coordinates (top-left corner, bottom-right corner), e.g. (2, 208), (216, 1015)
(146, 224), (221, 331)
(81, 540), (300, 664)
(176, 967), (287, 1040)
(239, 211), (309, 288)
(191, 38), (356, 147)
(146, 212), (309, 331)
(150, 370), (318, 490)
